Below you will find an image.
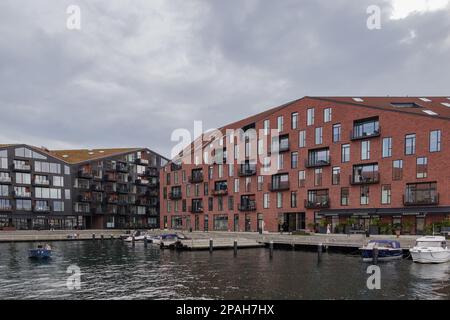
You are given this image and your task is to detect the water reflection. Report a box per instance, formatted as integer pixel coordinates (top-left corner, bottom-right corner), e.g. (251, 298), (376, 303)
(0, 241), (447, 300)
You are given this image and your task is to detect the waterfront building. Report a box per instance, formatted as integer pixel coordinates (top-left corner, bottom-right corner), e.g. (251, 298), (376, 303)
(160, 97), (450, 235)
(0, 145), (167, 229)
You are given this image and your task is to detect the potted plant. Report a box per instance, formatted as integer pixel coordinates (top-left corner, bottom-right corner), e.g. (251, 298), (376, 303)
(345, 217), (356, 234)
(318, 219), (328, 234)
(402, 220), (414, 235)
(393, 223), (402, 237)
(307, 222), (316, 233)
(369, 218), (380, 235)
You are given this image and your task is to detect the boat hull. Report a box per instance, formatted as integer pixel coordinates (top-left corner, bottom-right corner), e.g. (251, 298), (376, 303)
(410, 250), (450, 264)
(361, 249), (403, 262)
(29, 249), (52, 259)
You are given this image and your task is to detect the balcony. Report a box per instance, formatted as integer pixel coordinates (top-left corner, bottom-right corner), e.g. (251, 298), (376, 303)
(135, 178), (150, 185)
(278, 141), (290, 153)
(135, 198), (150, 206)
(146, 190), (159, 197)
(171, 162), (182, 171)
(91, 195), (103, 203)
(304, 198), (330, 209)
(103, 173), (118, 182)
(90, 183), (104, 192)
(403, 194), (439, 206)
(33, 179), (50, 186)
(105, 197), (118, 204)
(350, 173), (380, 185)
(78, 170), (93, 179)
(269, 181), (290, 192)
(350, 126), (381, 141)
(12, 163), (31, 172)
(77, 194), (92, 202)
(141, 168), (158, 177)
(135, 158), (149, 166)
(0, 206), (12, 212)
(169, 192), (182, 200)
(212, 189), (228, 196)
(116, 162), (129, 173)
(238, 201), (256, 211)
(117, 185), (130, 194)
(0, 176), (12, 184)
(33, 206), (51, 213)
(238, 164), (257, 177)
(118, 199), (129, 206)
(189, 173), (204, 183)
(189, 205), (204, 213)
(13, 191), (32, 198)
(305, 157), (331, 168)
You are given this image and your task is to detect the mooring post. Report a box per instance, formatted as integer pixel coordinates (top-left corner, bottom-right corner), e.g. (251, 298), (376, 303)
(100, 234), (104, 241)
(92, 233), (96, 240)
(372, 247), (379, 264)
(132, 235), (135, 247)
(209, 238), (213, 253)
(234, 239), (238, 256)
(318, 243), (323, 263)
(144, 236), (148, 248)
(110, 235), (114, 240)
(269, 240), (274, 259)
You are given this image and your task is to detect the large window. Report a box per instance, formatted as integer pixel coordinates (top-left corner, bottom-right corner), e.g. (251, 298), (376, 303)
(15, 173), (31, 184)
(405, 134), (416, 155)
(352, 118), (379, 139)
(213, 215), (228, 231)
(0, 185), (9, 196)
(35, 188), (62, 199)
(405, 182), (438, 205)
(53, 176), (64, 187)
(429, 130), (441, 152)
(341, 144), (350, 163)
(35, 161), (61, 174)
(333, 124), (341, 142)
(352, 164), (379, 184)
(16, 199), (32, 211)
(382, 137), (392, 158)
(416, 157), (428, 179)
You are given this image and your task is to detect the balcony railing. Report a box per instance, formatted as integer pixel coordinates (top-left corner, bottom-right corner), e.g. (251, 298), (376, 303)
(13, 191), (32, 198)
(350, 173), (380, 185)
(135, 199), (150, 206)
(0, 177), (12, 183)
(304, 198), (330, 209)
(116, 162), (129, 172)
(212, 189), (228, 196)
(33, 179), (50, 186)
(0, 206), (12, 212)
(189, 206), (204, 213)
(78, 170), (93, 179)
(135, 178), (150, 185)
(135, 158), (149, 166)
(103, 174), (118, 182)
(238, 201), (256, 211)
(238, 165), (257, 177)
(305, 158), (331, 168)
(269, 181), (290, 191)
(350, 127), (381, 141)
(33, 206), (51, 213)
(141, 168), (158, 177)
(90, 183), (104, 192)
(189, 174), (204, 183)
(168, 192), (182, 200)
(403, 194), (439, 206)
(77, 194), (92, 202)
(12, 163), (31, 171)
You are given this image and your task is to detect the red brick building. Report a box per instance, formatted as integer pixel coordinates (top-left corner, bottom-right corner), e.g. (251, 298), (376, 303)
(160, 97), (450, 235)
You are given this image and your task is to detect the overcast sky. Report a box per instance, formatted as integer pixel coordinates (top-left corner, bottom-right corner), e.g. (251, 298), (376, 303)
(0, 0), (449, 158)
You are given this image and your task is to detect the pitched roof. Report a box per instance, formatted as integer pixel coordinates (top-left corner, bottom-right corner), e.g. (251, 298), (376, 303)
(49, 148), (142, 164)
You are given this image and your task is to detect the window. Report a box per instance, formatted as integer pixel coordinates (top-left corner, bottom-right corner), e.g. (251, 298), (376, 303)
(332, 124), (341, 142)
(405, 182), (438, 205)
(416, 157), (428, 178)
(208, 166), (214, 180)
(392, 160), (403, 180)
(218, 196), (223, 211)
(276, 192), (283, 208)
(204, 182), (209, 196)
(299, 130), (306, 148)
(291, 112), (298, 129)
(291, 152), (298, 169)
(332, 167), (341, 185)
(15, 173), (31, 184)
(213, 215), (228, 231)
(277, 154), (284, 170)
(361, 140), (370, 160)
(381, 185), (391, 204)
(234, 178), (239, 193)
(194, 184), (200, 197)
(53, 176), (64, 187)
(405, 134), (416, 155)
(228, 164), (234, 177)
(228, 196), (234, 210)
(307, 108), (315, 126)
(360, 186), (369, 205)
(166, 173), (171, 185)
(0, 185), (9, 196)
(218, 164), (223, 178)
(186, 184), (191, 197)
(53, 201), (64, 212)
(315, 127), (323, 145)
(0, 150), (7, 170)
(341, 144), (350, 163)
(382, 137), (392, 158)
(353, 164), (379, 183)
(257, 176), (264, 191)
(341, 188), (349, 206)
(208, 197), (213, 211)
(263, 120), (270, 135)
(35, 161), (61, 174)
(429, 130), (441, 152)
(277, 116), (284, 132)
(35, 188), (61, 199)
(16, 199), (32, 211)
(324, 108), (332, 122)
(174, 172), (179, 184)
(314, 168), (322, 186)
(182, 170), (187, 182)
(291, 192), (297, 208)
(257, 139), (264, 156)
(352, 118), (379, 139)
(298, 170), (306, 187)
(245, 177), (251, 192)
(263, 193), (270, 209)
(65, 189), (71, 200)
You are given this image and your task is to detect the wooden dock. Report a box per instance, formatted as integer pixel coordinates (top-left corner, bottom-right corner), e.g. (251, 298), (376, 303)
(165, 238), (264, 251)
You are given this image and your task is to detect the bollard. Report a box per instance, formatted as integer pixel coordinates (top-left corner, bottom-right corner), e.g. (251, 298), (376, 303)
(317, 243), (323, 263)
(372, 247), (379, 264)
(92, 233), (96, 240)
(132, 235), (135, 247)
(100, 234), (104, 241)
(234, 239), (238, 256)
(269, 240), (274, 259)
(144, 236), (148, 248)
(209, 238), (213, 253)
(110, 235), (114, 240)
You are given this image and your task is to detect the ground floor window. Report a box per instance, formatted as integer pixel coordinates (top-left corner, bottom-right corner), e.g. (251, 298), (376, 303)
(106, 216), (115, 228)
(171, 216), (183, 229)
(213, 215), (228, 231)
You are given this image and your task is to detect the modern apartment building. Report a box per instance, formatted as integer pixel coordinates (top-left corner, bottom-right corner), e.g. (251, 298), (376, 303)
(160, 97), (450, 235)
(0, 145), (167, 230)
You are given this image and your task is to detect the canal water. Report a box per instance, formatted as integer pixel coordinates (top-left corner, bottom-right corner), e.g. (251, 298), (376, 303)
(0, 241), (448, 300)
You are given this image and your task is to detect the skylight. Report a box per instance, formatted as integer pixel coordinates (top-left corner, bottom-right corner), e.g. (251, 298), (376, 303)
(441, 102), (450, 108)
(419, 98), (431, 102)
(391, 102), (422, 108)
(352, 98), (364, 102)
(422, 110), (438, 116)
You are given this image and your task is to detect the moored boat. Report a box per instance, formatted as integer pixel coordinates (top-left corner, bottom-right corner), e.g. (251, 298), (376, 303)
(360, 240), (403, 262)
(29, 244), (52, 259)
(410, 236), (449, 264)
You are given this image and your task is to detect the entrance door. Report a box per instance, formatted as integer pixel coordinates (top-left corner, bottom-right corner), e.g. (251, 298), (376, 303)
(416, 216), (425, 235)
(257, 213), (264, 233)
(234, 214), (239, 232)
(245, 214), (251, 232)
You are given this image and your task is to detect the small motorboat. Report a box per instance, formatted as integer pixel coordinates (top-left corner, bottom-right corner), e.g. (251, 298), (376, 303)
(124, 230), (149, 242)
(410, 236), (450, 264)
(29, 244), (52, 259)
(360, 240), (403, 262)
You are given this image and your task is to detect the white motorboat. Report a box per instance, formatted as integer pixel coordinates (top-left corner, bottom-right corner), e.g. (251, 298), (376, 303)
(124, 230), (149, 242)
(410, 236), (450, 264)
